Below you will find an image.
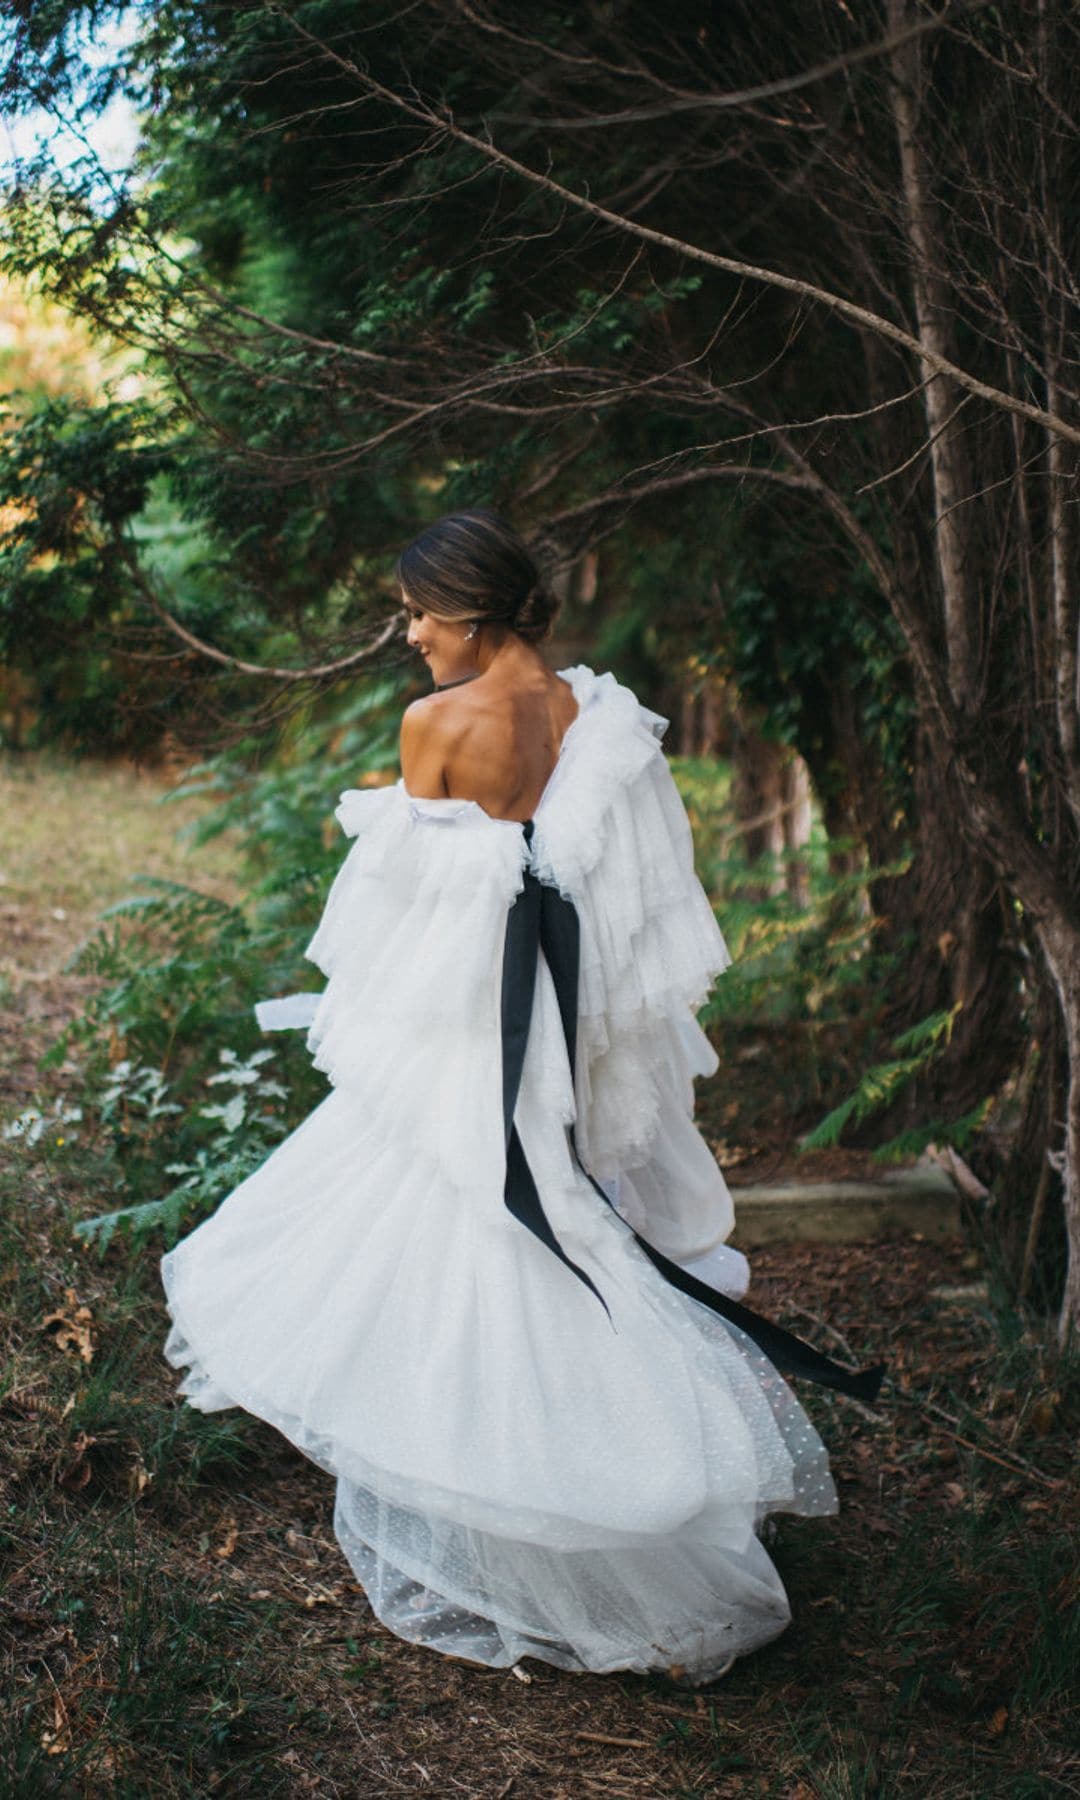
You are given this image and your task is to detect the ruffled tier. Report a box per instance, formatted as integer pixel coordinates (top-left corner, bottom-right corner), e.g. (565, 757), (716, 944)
(162, 1083), (835, 1545)
(331, 1487), (796, 1678)
(534, 668), (736, 1249)
(287, 784), (527, 1193)
(161, 1081), (836, 1676)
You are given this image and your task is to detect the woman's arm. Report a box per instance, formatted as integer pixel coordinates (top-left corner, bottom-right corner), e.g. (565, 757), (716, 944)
(399, 697), (450, 798)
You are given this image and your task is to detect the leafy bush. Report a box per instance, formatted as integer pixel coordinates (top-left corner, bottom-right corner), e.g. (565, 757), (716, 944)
(72, 1049), (291, 1253)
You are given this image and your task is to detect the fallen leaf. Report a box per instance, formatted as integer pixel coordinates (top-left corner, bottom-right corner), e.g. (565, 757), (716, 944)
(40, 1288), (95, 1363)
(40, 1692), (72, 1755)
(214, 1516), (239, 1558)
(128, 1456), (153, 1498)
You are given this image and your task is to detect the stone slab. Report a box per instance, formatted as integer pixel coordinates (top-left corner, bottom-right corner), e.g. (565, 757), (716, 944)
(727, 1162), (961, 1246)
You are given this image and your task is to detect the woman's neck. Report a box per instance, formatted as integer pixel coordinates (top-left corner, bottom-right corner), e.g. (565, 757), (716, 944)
(432, 633), (547, 692)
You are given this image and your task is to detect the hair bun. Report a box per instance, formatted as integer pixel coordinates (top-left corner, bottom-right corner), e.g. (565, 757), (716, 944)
(512, 581), (560, 645)
(396, 509), (562, 643)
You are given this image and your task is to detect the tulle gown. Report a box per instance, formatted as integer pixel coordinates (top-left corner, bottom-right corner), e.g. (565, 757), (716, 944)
(160, 664), (858, 1681)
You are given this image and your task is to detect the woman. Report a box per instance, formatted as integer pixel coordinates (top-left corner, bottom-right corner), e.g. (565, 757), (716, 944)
(161, 508), (883, 1682)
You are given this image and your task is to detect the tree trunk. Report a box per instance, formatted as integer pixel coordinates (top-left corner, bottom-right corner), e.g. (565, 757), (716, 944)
(729, 716), (813, 905)
(781, 754), (812, 911)
(853, 705), (1025, 1147)
(1037, 0), (1080, 837)
(888, 0), (981, 711)
(677, 686), (698, 757)
(879, 4), (1036, 1185)
(730, 715), (787, 900)
(997, 980), (1065, 1313)
(1036, 918), (1080, 1347)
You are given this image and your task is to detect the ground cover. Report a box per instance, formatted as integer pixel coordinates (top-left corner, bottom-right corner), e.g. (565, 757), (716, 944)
(1, 756), (1076, 1798)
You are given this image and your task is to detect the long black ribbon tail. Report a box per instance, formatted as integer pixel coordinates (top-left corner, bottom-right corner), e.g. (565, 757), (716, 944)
(501, 836), (609, 1316)
(501, 822), (886, 1404)
(622, 1233), (884, 1404)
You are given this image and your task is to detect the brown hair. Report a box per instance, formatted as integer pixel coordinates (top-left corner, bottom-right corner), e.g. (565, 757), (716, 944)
(396, 508), (560, 645)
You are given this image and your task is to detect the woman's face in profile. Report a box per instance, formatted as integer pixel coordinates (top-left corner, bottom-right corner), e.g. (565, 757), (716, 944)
(401, 587), (476, 686)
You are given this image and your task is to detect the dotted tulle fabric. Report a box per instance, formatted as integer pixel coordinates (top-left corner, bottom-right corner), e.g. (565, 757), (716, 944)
(161, 665), (839, 1681)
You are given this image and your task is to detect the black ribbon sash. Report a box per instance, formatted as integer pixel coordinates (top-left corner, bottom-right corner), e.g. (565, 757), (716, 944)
(500, 822), (886, 1407)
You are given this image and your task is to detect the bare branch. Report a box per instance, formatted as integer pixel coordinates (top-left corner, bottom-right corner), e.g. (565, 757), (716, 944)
(491, 4), (991, 129)
(119, 538), (402, 681)
(270, 4), (1080, 449)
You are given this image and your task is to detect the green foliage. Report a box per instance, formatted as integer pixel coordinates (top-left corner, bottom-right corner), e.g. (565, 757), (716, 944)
(675, 756), (896, 1026)
(0, 392), (267, 752)
(662, 755), (928, 1140)
(3, 1095), (84, 1147)
(44, 673), (403, 1087)
(3, 0), (913, 807)
(49, 880), (275, 1083)
(800, 1003), (994, 1160)
(1, 0), (988, 1226)
(0, 396), (167, 747)
(73, 1048), (290, 1253)
(871, 1098), (994, 1164)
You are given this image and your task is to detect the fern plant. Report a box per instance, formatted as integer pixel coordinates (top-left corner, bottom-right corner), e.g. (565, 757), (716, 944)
(800, 1003), (992, 1161)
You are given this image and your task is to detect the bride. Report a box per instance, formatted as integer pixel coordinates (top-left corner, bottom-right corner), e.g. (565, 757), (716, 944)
(160, 508), (883, 1682)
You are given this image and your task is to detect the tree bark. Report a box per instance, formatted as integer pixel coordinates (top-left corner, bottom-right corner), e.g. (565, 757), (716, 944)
(781, 755), (812, 911)
(888, 0), (981, 712)
(731, 716), (787, 900)
(999, 981), (1065, 1312)
(850, 703), (1025, 1149)
(1035, 918), (1080, 1348)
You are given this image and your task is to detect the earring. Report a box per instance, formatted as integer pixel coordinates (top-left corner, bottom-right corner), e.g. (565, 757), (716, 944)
(464, 623), (478, 641)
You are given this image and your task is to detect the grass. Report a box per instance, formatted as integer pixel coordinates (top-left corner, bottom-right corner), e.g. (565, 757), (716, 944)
(0, 748), (240, 919)
(1, 752), (1078, 1797)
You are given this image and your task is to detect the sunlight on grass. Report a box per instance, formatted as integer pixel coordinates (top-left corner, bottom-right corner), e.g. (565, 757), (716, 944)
(0, 751), (242, 938)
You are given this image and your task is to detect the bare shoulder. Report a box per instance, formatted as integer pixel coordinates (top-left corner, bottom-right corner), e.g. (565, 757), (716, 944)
(400, 687), (473, 749)
(399, 690), (470, 797)
(400, 691), (442, 741)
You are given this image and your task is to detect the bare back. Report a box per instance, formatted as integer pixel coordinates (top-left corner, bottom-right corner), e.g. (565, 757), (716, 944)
(403, 661), (580, 822)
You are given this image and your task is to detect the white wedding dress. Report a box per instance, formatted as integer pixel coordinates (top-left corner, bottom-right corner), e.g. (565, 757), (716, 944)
(160, 665), (857, 1681)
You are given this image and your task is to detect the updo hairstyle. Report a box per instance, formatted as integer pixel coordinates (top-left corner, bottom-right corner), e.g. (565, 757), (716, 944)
(396, 508), (560, 646)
